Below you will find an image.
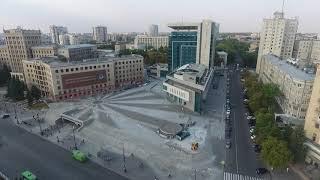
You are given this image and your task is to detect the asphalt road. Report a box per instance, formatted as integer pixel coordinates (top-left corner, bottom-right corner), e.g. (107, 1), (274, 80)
(0, 118), (128, 180)
(225, 64), (264, 177)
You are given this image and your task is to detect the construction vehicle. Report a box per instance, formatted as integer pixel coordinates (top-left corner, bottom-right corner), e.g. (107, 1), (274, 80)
(191, 142), (199, 151)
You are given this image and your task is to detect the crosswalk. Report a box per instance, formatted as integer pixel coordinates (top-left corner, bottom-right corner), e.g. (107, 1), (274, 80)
(224, 172), (265, 180)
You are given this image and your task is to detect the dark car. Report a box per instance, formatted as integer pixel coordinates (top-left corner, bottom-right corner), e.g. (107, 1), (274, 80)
(254, 144), (262, 153)
(2, 114), (10, 119)
(256, 168), (268, 175)
(225, 131), (231, 139)
(248, 119), (256, 126)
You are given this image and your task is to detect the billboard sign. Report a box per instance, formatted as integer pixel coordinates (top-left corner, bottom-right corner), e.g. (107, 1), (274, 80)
(61, 70), (107, 89)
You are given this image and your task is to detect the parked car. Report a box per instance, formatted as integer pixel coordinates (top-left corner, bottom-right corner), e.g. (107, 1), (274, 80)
(254, 144), (262, 153)
(251, 135), (256, 140)
(226, 141), (231, 149)
(256, 168), (268, 175)
(2, 114), (9, 119)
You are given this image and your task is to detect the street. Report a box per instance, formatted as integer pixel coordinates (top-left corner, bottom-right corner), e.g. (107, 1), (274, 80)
(0, 117), (128, 180)
(225, 67), (264, 176)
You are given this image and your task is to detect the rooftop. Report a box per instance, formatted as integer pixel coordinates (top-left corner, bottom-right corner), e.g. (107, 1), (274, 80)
(24, 55), (143, 68)
(31, 45), (56, 49)
(265, 54), (315, 81)
(61, 44), (96, 49)
(167, 23), (200, 30)
(168, 63), (208, 85)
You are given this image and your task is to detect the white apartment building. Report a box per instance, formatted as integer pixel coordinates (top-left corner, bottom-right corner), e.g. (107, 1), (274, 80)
(0, 45), (9, 67)
(259, 54), (315, 120)
(134, 35), (168, 50)
(49, 25), (68, 44)
(256, 12), (299, 74)
(93, 26), (107, 43)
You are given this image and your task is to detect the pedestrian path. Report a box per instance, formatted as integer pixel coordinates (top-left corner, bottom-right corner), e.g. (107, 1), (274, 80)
(224, 172), (265, 180)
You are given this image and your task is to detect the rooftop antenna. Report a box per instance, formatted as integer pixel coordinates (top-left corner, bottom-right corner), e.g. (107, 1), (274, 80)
(281, 0), (285, 14)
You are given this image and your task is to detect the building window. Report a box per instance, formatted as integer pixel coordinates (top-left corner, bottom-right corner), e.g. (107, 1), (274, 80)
(315, 123), (320, 129)
(312, 133), (317, 141)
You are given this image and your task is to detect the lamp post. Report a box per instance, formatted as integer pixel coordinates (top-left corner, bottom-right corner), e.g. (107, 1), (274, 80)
(122, 144), (127, 173)
(33, 113), (43, 135)
(72, 126), (77, 150)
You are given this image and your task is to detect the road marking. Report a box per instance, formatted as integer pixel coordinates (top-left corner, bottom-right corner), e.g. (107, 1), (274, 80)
(224, 172), (265, 180)
(233, 112), (239, 174)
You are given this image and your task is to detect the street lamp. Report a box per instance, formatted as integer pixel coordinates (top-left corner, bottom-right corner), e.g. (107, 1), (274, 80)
(72, 126), (77, 150)
(33, 113), (43, 136)
(122, 144), (127, 173)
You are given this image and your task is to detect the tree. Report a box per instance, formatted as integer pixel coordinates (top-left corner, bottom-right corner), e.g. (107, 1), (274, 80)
(31, 85), (41, 100)
(288, 126), (307, 162)
(0, 65), (11, 86)
(26, 90), (34, 106)
(261, 137), (293, 169)
(6, 77), (26, 100)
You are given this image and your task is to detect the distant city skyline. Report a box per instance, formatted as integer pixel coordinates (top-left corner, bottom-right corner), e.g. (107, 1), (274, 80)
(0, 0), (319, 33)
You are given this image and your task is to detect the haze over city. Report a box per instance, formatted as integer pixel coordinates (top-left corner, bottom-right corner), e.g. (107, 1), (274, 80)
(0, 0), (319, 33)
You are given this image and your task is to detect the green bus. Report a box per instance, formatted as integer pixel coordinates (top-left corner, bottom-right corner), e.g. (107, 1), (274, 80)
(72, 150), (87, 162)
(21, 170), (37, 180)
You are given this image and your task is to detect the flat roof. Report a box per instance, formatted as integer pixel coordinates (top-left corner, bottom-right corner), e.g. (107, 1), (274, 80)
(167, 23), (200, 30)
(24, 55), (143, 68)
(31, 45), (56, 49)
(61, 44), (96, 49)
(265, 54), (315, 81)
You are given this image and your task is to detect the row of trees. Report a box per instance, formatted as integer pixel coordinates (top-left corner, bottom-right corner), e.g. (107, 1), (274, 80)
(215, 39), (257, 67)
(243, 72), (306, 169)
(0, 65), (11, 86)
(119, 46), (168, 65)
(6, 77), (41, 105)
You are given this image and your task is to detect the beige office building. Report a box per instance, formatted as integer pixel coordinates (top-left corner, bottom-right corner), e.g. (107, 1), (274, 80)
(259, 54), (315, 119)
(22, 55), (144, 100)
(0, 45), (9, 67)
(304, 65), (320, 165)
(31, 45), (57, 58)
(3, 28), (41, 79)
(134, 35), (168, 50)
(256, 12), (298, 74)
(293, 40), (320, 67)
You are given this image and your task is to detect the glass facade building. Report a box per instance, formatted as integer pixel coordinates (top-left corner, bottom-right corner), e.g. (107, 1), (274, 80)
(168, 31), (197, 72)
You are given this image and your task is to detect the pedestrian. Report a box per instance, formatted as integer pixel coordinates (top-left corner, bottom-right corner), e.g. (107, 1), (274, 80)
(286, 167), (289, 173)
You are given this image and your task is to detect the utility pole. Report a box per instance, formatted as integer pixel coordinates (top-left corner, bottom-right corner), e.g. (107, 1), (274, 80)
(122, 144), (127, 173)
(72, 126), (77, 150)
(194, 169), (196, 180)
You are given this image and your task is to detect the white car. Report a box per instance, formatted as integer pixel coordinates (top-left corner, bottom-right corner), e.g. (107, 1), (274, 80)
(247, 116), (253, 120)
(226, 110), (231, 115)
(251, 135), (256, 140)
(250, 128), (255, 133)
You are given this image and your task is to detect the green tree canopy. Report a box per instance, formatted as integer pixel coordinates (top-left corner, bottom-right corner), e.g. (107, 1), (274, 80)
(31, 85), (41, 100)
(0, 65), (11, 86)
(261, 137), (293, 169)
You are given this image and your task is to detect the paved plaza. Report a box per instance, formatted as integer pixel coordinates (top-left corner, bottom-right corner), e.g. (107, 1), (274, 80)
(1, 78), (226, 180)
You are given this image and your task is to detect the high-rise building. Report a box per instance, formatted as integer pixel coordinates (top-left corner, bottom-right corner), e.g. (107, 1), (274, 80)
(59, 34), (70, 45)
(167, 19), (219, 72)
(292, 39), (320, 67)
(3, 27), (41, 79)
(304, 65), (320, 165)
(68, 34), (80, 45)
(49, 25), (68, 44)
(93, 26), (107, 43)
(256, 12), (298, 74)
(148, 24), (159, 37)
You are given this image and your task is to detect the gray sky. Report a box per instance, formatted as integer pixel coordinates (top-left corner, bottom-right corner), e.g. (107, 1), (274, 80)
(0, 0), (319, 33)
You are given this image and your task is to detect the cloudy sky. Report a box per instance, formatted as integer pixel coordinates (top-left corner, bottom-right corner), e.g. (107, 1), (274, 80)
(0, 0), (319, 33)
